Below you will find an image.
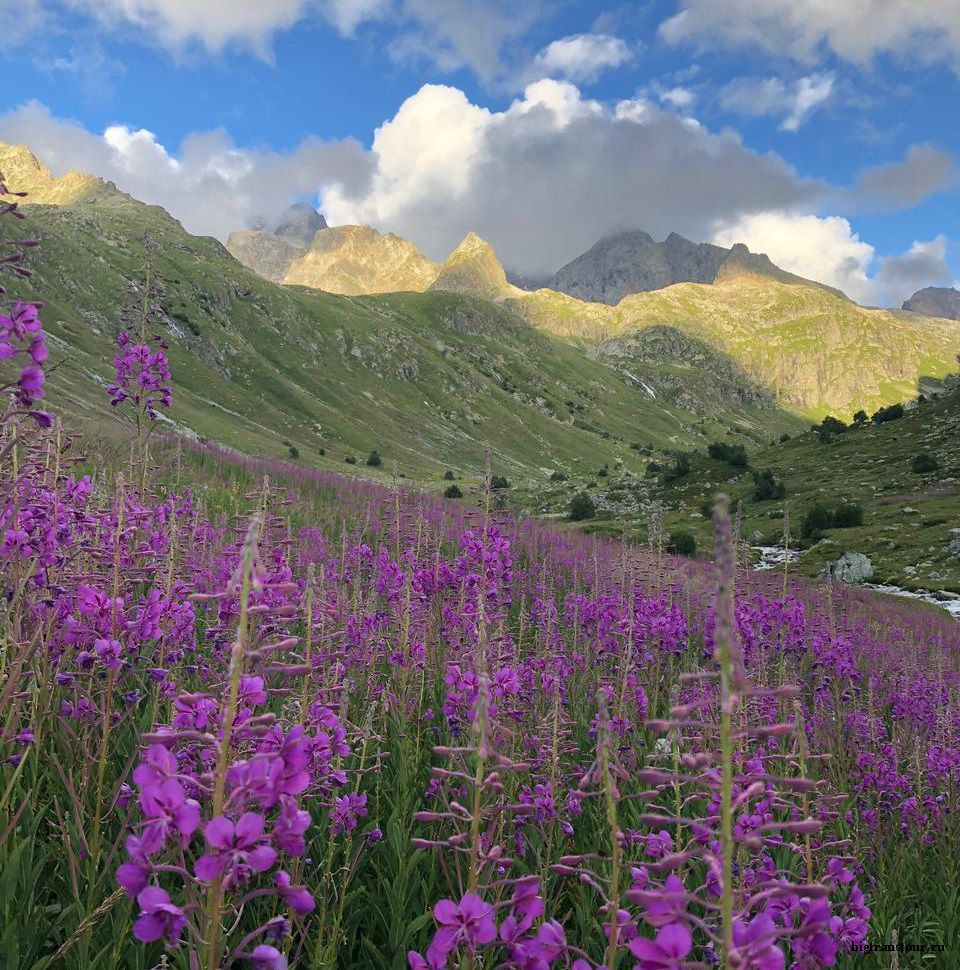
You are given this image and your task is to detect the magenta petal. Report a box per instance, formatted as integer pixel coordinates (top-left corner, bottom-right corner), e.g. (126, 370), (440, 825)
(658, 922), (692, 959)
(133, 912), (165, 942)
(117, 862), (148, 896)
(247, 844), (278, 872)
(433, 899), (458, 925)
(176, 800), (201, 837)
(195, 853), (224, 882)
(235, 811), (266, 844)
(205, 815), (234, 849)
(628, 937), (663, 960)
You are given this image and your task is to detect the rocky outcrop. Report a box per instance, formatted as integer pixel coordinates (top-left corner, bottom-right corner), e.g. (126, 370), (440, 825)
(821, 552), (874, 584)
(902, 287), (960, 320)
(547, 230), (835, 305)
(284, 225), (440, 295)
(430, 233), (521, 302)
(0, 142), (104, 205)
(226, 204), (328, 283)
(272, 203), (327, 244)
(225, 230), (308, 284)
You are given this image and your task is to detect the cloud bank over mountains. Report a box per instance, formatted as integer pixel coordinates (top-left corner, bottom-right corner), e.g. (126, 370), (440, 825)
(1, 75), (953, 306)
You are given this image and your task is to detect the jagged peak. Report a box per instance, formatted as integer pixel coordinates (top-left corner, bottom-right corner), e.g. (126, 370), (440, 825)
(0, 141), (104, 205)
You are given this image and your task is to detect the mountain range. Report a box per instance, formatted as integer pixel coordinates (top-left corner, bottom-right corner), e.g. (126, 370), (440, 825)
(2, 140), (959, 480)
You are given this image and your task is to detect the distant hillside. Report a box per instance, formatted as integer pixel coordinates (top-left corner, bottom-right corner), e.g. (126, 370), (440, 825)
(0, 142), (799, 482)
(903, 286), (960, 321)
(546, 230), (838, 305)
(515, 274), (960, 419)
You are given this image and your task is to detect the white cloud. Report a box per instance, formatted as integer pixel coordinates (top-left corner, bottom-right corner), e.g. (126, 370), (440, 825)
(324, 79), (817, 275)
(712, 211), (876, 302)
(719, 73), (834, 131)
(0, 100), (372, 239)
(661, 0), (960, 70)
(530, 33), (631, 83)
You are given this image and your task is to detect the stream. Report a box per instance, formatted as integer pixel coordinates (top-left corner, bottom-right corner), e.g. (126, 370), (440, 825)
(750, 546), (960, 620)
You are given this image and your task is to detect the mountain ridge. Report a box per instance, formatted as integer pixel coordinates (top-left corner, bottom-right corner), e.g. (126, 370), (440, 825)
(545, 229), (844, 305)
(903, 286), (960, 321)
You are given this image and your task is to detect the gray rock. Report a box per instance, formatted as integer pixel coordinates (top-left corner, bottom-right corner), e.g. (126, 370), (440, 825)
(904, 565), (917, 575)
(901, 507), (920, 515)
(935, 590), (960, 602)
(902, 286), (960, 320)
(947, 538), (960, 557)
(547, 231), (834, 305)
(821, 552), (874, 584)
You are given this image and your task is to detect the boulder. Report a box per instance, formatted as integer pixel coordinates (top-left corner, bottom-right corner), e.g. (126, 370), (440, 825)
(947, 538), (960, 558)
(821, 552), (874, 585)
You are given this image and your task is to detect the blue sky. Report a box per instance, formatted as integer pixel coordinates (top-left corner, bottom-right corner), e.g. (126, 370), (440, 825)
(1, 0), (958, 304)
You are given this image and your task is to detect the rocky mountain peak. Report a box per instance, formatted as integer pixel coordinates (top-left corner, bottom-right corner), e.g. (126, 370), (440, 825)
(902, 286), (960, 321)
(430, 233), (519, 301)
(548, 229), (839, 305)
(272, 203), (327, 244)
(283, 225), (440, 295)
(0, 141), (104, 205)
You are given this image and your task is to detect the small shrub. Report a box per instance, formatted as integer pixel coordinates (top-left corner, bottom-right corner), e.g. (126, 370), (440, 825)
(832, 502), (864, 528)
(568, 492), (596, 521)
(444, 484), (463, 499)
(707, 441), (748, 468)
(779, 432), (791, 443)
(667, 531), (697, 556)
(366, 450), (382, 467)
(344, 455), (357, 465)
(490, 475), (510, 490)
(549, 471), (567, 482)
(853, 410), (868, 425)
(820, 415), (848, 436)
(801, 504), (834, 542)
(287, 445), (299, 460)
(872, 403), (904, 424)
(662, 453), (691, 483)
(911, 453), (939, 474)
(597, 468), (608, 478)
(318, 447), (326, 456)
(443, 470), (455, 481)
(753, 469), (786, 501)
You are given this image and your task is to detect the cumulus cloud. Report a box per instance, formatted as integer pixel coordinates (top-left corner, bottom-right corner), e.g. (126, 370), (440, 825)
(529, 33), (631, 83)
(661, 0), (960, 70)
(719, 73), (835, 131)
(851, 143), (956, 211)
(0, 100), (372, 239)
(712, 211), (876, 302)
(324, 79), (818, 275)
(876, 235), (953, 302)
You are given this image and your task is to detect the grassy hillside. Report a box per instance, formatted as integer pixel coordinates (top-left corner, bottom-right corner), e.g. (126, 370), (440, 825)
(532, 389), (960, 593)
(0, 169), (800, 484)
(515, 274), (960, 419)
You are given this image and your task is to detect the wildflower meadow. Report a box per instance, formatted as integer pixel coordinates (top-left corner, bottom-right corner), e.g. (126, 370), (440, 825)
(3, 171), (960, 970)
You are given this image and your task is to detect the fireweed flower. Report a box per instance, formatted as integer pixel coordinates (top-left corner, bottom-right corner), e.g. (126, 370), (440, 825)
(628, 922), (693, 970)
(195, 813), (278, 885)
(432, 894), (497, 954)
(132, 887), (187, 944)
